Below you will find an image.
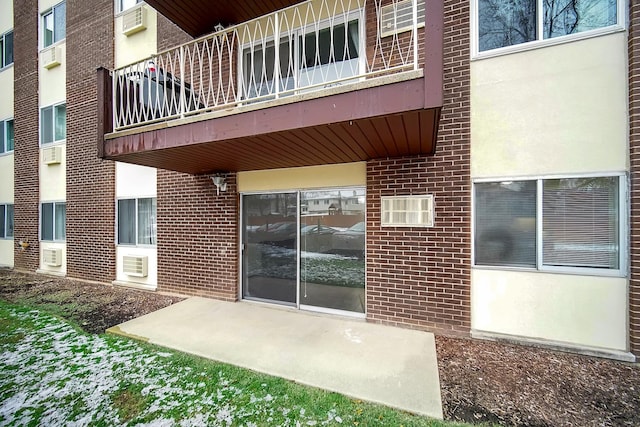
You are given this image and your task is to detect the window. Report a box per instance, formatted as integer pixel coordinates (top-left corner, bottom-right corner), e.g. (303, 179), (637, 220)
(0, 204), (14, 239)
(1, 30), (13, 68)
(477, 0), (621, 53)
(42, 1), (66, 48)
(117, 198), (157, 245)
(41, 202), (66, 241)
(474, 175), (624, 273)
(241, 16), (361, 99)
(381, 195), (434, 227)
(117, 0), (143, 13)
(40, 103), (66, 145)
(0, 119), (14, 153)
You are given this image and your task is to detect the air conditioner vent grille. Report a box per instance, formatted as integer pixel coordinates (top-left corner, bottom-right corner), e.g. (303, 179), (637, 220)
(380, 0), (425, 38)
(122, 6), (147, 36)
(43, 146), (62, 165)
(43, 248), (62, 266)
(123, 255), (149, 277)
(42, 46), (61, 69)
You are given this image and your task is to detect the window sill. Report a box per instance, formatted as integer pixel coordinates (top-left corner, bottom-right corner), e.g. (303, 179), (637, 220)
(0, 151), (14, 157)
(472, 264), (627, 279)
(0, 63), (14, 72)
(472, 25), (625, 62)
(40, 141), (66, 148)
(39, 39), (66, 53)
(114, 2), (146, 17)
(117, 244), (157, 248)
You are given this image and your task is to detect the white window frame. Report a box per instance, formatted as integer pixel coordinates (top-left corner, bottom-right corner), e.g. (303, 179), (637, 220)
(472, 173), (627, 277)
(0, 118), (14, 154)
(237, 9), (365, 100)
(0, 30), (13, 69)
(39, 102), (66, 146)
(116, 0), (143, 14)
(40, 201), (66, 242)
(41, 1), (66, 50)
(0, 204), (14, 239)
(116, 197), (157, 247)
(471, 0), (626, 59)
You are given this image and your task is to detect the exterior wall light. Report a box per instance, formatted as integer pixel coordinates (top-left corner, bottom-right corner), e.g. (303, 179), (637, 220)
(211, 175), (227, 195)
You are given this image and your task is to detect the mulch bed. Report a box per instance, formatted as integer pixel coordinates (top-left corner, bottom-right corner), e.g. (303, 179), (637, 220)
(1, 269), (639, 426)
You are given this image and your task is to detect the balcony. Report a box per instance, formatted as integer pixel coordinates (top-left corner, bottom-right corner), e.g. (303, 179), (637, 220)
(100, 0), (443, 174)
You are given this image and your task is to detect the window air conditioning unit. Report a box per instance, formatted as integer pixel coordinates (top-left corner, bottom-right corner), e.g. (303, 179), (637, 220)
(42, 46), (61, 69)
(43, 146), (62, 165)
(122, 6), (147, 36)
(43, 248), (62, 267)
(380, 0), (425, 38)
(123, 255), (148, 277)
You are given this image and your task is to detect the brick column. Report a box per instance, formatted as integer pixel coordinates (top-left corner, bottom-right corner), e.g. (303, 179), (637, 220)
(365, 0), (471, 334)
(65, 0), (116, 282)
(154, 15), (239, 300)
(13, 0), (40, 271)
(629, 1), (640, 357)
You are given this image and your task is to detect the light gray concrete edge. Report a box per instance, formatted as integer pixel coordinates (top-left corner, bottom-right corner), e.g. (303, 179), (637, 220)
(107, 297), (443, 419)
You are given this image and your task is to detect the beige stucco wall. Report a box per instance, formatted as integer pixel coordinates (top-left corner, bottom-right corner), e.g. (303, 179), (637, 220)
(0, 154), (13, 201)
(238, 162), (366, 192)
(471, 33), (627, 178)
(39, 42), (66, 106)
(40, 145), (66, 201)
(115, 163), (157, 288)
(470, 33), (629, 353)
(0, 68), (13, 118)
(0, 0), (12, 34)
(114, 4), (157, 68)
(471, 269), (628, 352)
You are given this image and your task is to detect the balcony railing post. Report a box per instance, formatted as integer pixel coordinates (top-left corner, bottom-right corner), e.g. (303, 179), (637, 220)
(413, 0), (419, 71)
(180, 45), (186, 118)
(274, 12), (280, 99)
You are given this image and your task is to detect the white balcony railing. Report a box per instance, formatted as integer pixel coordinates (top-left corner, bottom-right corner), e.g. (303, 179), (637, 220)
(112, 0), (424, 131)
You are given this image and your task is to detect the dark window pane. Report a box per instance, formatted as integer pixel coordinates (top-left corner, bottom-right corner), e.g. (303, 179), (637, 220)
(41, 107), (53, 144)
(43, 13), (54, 47)
(55, 104), (66, 141)
(0, 205), (5, 237)
(475, 181), (537, 267)
(137, 198), (157, 245)
(478, 0), (537, 51)
(6, 205), (13, 238)
(41, 203), (54, 241)
(54, 2), (66, 43)
(0, 121), (4, 154)
(5, 120), (13, 151)
(4, 31), (13, 66)
(118, 199), (136, 244)
(544, 0), (617, 39)
(55, 203), (66, 241)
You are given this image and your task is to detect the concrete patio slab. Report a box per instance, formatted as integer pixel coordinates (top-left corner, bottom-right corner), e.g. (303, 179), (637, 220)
(107, 297), (443, 419)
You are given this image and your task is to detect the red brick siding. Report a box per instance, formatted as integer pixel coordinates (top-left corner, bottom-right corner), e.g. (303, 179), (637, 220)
(155, 15), (238, 300)
(13, 0), (40, 271)
(629, 0), (640, 356)
(365, 0), (470, 334)
(156, 171), (238, 300)
(65, 0), (116, 282)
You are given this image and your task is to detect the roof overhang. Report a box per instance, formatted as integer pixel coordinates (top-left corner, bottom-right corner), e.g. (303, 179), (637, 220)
(143, 0), (305, 37)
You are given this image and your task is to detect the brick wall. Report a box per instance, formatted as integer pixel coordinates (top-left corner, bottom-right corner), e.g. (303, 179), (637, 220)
(156, 172), (239, 300)
(629, 0), (640, 357)
(155, 15), (238, 300)
(365, 0), (470, 334)
(13, 0), (40, 271)
(65, 0), (116, 282)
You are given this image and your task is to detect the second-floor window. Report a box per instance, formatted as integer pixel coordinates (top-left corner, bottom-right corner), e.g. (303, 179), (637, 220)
(42, 1), (66, 48)
(0, 204), (14, 239)
(1, 30), (13, 68)
(40, 103), (66, 145)
(117, 198), (157, 245)
(477, 0), (621, 53)
(117, 0), (143, 13)
(41, 202), (66, 241)
(0, 119), (14, 153)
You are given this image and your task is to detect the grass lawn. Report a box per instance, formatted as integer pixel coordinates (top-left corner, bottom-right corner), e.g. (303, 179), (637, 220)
(0, 301), (474, 427)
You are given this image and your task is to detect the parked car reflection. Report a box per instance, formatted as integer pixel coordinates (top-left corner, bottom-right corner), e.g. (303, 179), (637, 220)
(331, 221), (365, 258)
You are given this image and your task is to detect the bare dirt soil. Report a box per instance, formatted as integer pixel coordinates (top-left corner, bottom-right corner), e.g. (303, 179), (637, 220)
(1, 269), (639, 426)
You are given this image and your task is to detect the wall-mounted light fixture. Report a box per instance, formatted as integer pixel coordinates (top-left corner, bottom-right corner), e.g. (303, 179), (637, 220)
(18, 240), (30, 251)
(211, 174), (227, 195)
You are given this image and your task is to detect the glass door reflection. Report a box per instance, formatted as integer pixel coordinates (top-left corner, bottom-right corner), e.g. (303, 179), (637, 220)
(299, 189), (365, 313)
(242, 193), (297, 305)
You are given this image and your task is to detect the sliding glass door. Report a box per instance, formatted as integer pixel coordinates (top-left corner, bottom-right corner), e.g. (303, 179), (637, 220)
(242, 193), (297, 305)
(241, 188), (365, 315)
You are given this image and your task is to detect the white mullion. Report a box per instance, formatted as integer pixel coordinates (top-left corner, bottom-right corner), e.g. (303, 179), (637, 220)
(537, 0), (544, 41)
(134, 198), (139, 246)
(536, 179), (543, 270)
